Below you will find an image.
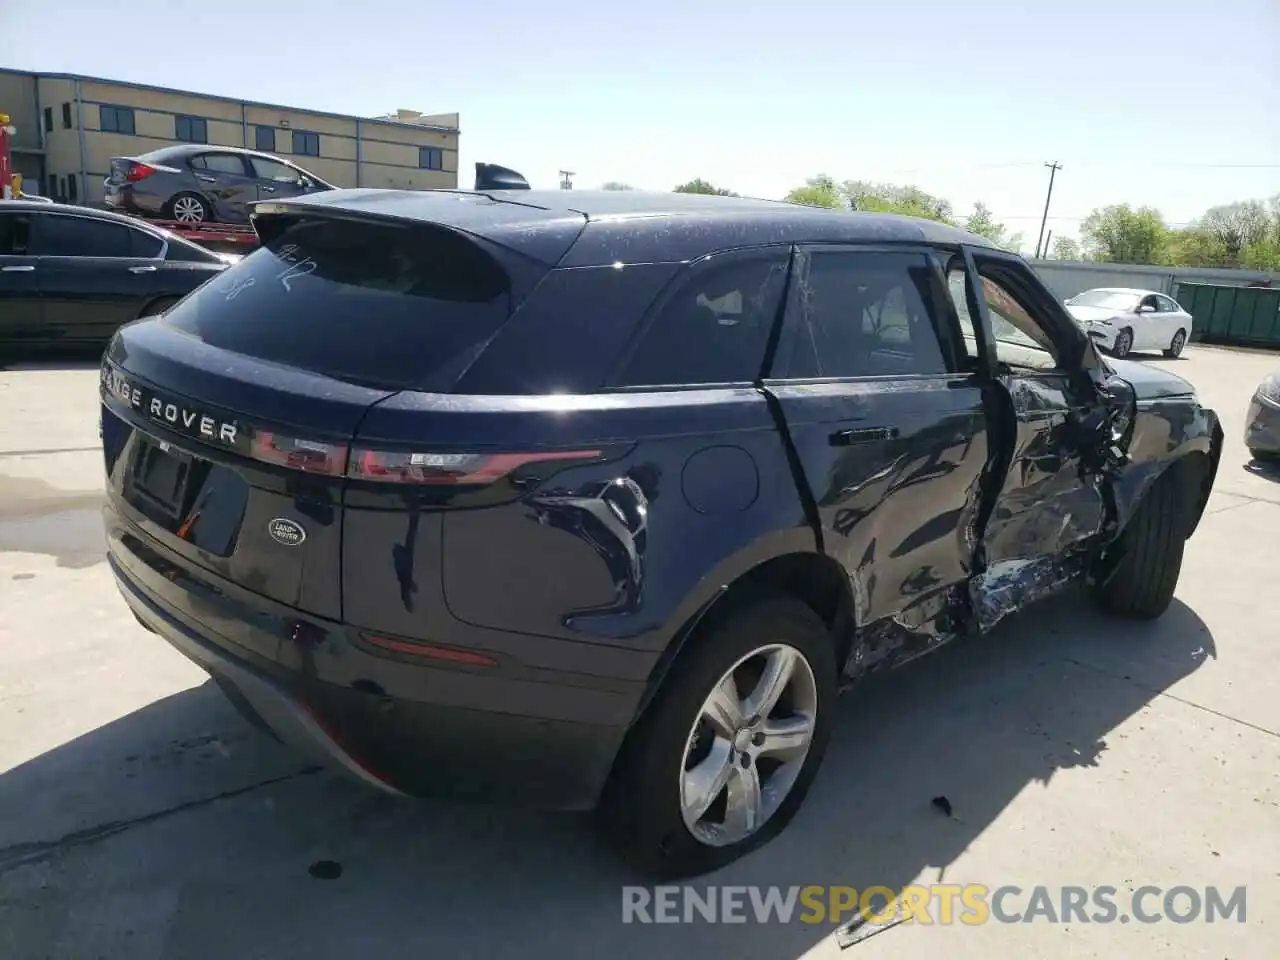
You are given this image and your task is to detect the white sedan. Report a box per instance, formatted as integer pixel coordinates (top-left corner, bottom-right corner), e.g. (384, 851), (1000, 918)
(1064, 287), (1191, 359)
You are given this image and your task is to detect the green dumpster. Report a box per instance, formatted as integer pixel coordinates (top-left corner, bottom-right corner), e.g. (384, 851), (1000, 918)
(1173, 282), (1280, 349)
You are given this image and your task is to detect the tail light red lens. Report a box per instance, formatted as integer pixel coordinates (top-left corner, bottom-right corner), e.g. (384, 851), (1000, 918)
(250, 431), (349, 476)
(125, 162), (157, 182)
(348, 448), (601, 485)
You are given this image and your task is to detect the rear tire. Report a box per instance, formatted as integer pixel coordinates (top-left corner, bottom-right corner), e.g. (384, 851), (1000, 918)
(167, 193), (210, 224)
(598, 596), (836, 879)
(1093, 472), (1185, 620)
(1163, 328), (1187, 358)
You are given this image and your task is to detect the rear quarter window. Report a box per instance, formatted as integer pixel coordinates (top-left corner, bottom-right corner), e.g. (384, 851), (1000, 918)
(162, 217), (516, 391)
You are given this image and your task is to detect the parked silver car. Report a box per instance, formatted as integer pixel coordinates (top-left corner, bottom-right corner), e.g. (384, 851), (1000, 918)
(104, 144), (333, 225)
(1246, 370), (1280, 461)
(1064, 287), (1191, 359)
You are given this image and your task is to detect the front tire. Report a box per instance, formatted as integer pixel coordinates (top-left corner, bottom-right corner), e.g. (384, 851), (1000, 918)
(1093, 472), (1185, 619)
(1111, 327), (1134, 358)
(1163, 328), (1187, 358)
(599, 596), (836, 879)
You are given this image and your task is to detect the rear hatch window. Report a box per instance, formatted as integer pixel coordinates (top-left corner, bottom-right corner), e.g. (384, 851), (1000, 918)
(163, 216), (520, 392)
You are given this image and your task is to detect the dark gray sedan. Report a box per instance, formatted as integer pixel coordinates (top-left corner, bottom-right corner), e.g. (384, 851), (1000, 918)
(0, 200), (226, 353)
(104, 144), (333, 225)
(1246, 370), (1280, 461)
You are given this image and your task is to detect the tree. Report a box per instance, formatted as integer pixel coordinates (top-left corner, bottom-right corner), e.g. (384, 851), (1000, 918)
(785, 175), (844, 209)
(1198, 199), (1271, 263)
(1080, 204), (1168, 264)
(963, 202), (1024, 252)
(674, 178), (738, 196)
(600, 181), (634, 191)
(1050, 236), (1082, 261)
(843, 180), (954, 223)
(1164, 228), (1230, 268)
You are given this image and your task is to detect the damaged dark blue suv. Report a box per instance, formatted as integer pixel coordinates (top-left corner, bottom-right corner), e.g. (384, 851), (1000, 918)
(100, 184), (1223, 878)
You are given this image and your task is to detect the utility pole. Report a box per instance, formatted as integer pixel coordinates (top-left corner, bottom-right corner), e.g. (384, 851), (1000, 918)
(1043, 229), (1053, 259)
(559, 170), (575, 190)
(1035, 161), (1061, 259)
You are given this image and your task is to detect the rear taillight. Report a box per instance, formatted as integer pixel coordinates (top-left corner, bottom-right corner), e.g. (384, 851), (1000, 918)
(250, 431), (348, 476)
(348, 448), (602, 485)
(125, 162), (157, 182)
(242, 431), (599, 485)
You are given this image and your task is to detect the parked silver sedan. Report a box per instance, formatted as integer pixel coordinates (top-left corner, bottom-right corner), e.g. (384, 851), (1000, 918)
(1246, 370), (1280, 461)
(1064, 287), (1191, 359)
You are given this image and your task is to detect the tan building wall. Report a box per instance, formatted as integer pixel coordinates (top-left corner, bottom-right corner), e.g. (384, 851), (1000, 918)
(2, 69), (460, 206)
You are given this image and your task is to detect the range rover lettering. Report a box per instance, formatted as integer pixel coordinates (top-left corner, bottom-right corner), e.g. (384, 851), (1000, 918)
(101, 182), (1223, 878)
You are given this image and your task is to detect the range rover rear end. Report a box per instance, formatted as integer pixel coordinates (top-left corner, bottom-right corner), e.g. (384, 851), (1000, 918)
(100, 191), (665, 808)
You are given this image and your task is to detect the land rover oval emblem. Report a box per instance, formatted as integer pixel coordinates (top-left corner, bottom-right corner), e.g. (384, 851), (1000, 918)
(268, 518), (306, 546)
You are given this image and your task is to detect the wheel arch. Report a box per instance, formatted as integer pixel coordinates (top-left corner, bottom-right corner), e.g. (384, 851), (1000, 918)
(628, 538), (854, 735)
(1112, 415), (1222, 540)
(168, 190), (215, 222)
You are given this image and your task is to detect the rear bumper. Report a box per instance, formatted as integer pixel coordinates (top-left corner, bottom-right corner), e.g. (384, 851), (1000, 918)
(104, 185), (164, 218)
(1246, 392), (1280, 455)
(106, 502), (636, 810)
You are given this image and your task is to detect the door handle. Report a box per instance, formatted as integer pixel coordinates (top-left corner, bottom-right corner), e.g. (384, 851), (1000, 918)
(830, 426), (900, 446)
(129, 265), (158, 274)
(2, 264), (35, 272)
(195, 175), (217, 183)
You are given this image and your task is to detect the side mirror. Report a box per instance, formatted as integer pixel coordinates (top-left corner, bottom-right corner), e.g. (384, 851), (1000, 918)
(1136, 303), (1154, 314)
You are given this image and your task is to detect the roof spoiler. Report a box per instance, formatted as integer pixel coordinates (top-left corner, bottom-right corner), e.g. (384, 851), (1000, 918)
(474, 162), (530, 191)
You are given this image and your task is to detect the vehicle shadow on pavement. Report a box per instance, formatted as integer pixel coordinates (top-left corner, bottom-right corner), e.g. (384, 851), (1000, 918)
(0, 590), (1216, 960)
(1244, 458), (1280, 482)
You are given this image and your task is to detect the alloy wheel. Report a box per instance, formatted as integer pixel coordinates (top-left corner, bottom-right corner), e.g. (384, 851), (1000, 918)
(1169, 330), (1186, 357)
(679, 643), (818, 847)
(1113, 329), (1133, 357)
(172, 196), (206, 223)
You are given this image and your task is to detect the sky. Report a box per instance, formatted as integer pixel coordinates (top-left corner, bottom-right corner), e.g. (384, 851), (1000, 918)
(2, 0), (1277, 247)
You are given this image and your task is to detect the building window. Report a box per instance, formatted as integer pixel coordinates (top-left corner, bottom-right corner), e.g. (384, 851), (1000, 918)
(255, 125), (276, 152)
(61, 103), (72, 129)
(43, 107), (53, 133)
(67, 175), (78, 203)
(47, 175), (57, 199)
(99, 105), (136, 135)
(175, 115), (208, 143)
(419, 146), (443, 170)
(292, 131), (320, 157)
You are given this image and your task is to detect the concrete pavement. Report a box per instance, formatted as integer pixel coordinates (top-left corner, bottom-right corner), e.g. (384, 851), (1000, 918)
(1, 347), (1277, 959)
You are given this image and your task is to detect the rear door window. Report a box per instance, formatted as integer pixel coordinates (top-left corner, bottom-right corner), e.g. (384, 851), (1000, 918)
(129, 228), (164, 258)
(32, 214), (134, 258)
(163, 216), (516, 392)
(192, 153), (249, 176)
(616, 249), (790, 387)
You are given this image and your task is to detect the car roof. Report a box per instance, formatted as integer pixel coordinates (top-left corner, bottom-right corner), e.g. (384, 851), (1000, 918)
(1081, 287), (1164, 296)
(1, 199), (161, 229)
(136, 143), (291, 162)
(257, 187), (997, 267)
